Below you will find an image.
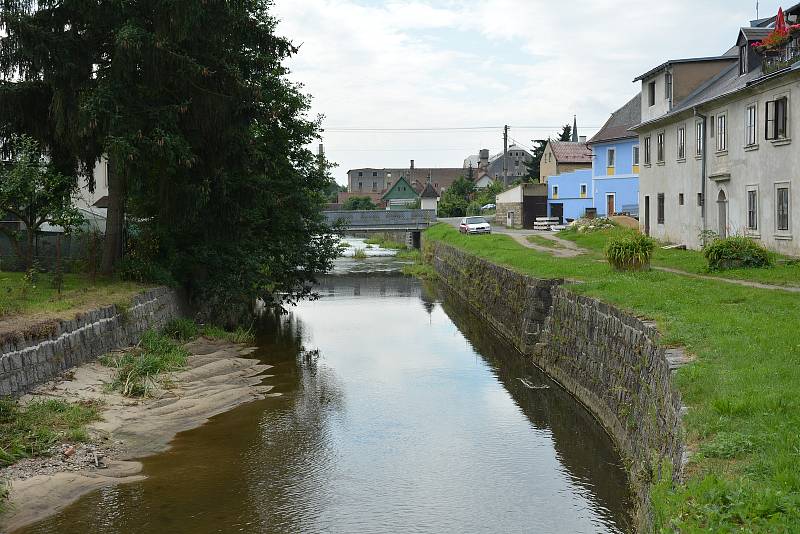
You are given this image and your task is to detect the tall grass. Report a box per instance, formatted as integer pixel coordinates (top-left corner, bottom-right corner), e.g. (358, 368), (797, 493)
(200, 324), (255, 344)
(101, 331), (189, 397)
(605, 232), (655, 271)
(0, 398), (100, 467)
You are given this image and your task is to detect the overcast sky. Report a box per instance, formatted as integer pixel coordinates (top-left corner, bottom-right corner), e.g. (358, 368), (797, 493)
(272, 0), (785, 185)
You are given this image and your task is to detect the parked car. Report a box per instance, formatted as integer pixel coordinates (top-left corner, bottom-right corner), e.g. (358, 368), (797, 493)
(481, 203), (496, 211)
(459, 216), (491, 235)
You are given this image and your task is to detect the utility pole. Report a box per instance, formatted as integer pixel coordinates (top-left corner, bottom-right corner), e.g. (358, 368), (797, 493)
(503, 125), (509, 186)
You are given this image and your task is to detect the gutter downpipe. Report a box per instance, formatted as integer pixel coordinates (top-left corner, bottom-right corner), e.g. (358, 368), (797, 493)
(694, 107), (707, 238)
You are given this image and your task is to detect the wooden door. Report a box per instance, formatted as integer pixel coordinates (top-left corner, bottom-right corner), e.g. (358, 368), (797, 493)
(606, 194), (616, 216)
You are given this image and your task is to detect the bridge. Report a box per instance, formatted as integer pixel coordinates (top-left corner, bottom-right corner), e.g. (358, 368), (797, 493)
(323, 209), (437, 248)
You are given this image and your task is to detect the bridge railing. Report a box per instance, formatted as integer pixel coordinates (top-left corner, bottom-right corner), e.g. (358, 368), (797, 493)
(322, 209), (437, 230)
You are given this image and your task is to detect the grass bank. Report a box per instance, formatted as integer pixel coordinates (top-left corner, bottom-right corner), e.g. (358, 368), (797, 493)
(559, 225), (800, 287)
(364, 234), (407, 250)
(425, 223), (800, 532)
(0, 271), (146, 325)
(0, 398), (100, 468)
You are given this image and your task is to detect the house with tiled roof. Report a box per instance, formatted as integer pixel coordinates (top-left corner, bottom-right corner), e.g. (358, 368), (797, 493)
(586, 94), (642, 218)
(633, 4), (800, 255)
(539, 140), (592, 183)
(347, 160), (464, 198)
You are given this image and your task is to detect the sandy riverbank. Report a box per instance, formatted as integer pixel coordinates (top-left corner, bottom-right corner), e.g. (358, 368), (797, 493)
(0, 338), (274, 533)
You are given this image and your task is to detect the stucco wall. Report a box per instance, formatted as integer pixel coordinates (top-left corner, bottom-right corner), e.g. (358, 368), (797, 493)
(639, 71), (800, 255)
(0, 287), (181, 397)
(428, 240), (684, 527)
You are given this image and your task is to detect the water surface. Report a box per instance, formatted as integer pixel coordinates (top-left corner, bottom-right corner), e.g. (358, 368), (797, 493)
(18, 263), (631, 533)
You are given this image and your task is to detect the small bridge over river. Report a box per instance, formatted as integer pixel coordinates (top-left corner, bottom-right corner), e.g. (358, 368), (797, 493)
(323, 209), (437, 248)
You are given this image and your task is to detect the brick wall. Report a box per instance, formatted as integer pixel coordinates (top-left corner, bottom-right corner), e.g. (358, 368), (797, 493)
(0, 287), (181, 397)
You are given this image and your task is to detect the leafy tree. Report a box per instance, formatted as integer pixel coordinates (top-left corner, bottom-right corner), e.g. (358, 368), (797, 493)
(524, 140), (547, 183)
(342, 196), (377, 211)
(327, 182), (347, 203)
(1, 1), (341, 322)
(437, 176), (474, 217)
(0, 136), (83, 268)
(559, 124), (573, 142)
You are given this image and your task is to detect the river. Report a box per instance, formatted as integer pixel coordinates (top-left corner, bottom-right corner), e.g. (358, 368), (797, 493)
(17, 238), (632, 533)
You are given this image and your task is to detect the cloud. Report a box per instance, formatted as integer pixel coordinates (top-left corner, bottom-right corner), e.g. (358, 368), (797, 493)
(272, 0), (780, 183)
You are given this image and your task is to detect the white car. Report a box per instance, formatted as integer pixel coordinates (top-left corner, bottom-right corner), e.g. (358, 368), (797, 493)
(458, 216), (491, 235)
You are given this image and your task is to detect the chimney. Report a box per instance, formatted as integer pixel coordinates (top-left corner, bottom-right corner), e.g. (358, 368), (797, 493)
(479, 149), (489, 168)
(579, 136), (587, 143)
(572, 115), (578, 142)
(410, 159), (415, 170)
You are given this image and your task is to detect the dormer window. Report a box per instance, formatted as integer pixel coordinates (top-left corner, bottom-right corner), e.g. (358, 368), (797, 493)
(739, 45), (748, 75)
(648, 81), (656, 106)
(664, 72), (673, 101)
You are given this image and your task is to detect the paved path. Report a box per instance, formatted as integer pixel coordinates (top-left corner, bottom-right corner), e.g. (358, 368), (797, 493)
(437, 217), (800, 293)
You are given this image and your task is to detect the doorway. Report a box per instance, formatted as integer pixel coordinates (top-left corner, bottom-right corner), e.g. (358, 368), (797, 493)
(550, 203), (564, 225)
(717, 190), (728, 238)
(606, 193), (616, 217)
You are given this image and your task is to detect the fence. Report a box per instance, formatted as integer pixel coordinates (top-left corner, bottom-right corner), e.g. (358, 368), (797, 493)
(0, 231), (103, 272)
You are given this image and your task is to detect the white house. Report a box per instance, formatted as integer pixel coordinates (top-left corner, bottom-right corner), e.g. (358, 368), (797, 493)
(633, 9), (800, 256)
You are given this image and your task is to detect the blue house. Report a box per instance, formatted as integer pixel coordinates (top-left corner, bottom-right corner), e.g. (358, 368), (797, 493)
(587, 94), (641, 218)
(547, 169), (593, 222)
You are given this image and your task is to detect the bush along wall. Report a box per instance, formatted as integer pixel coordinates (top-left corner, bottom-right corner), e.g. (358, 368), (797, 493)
(428, 240), (684, 530)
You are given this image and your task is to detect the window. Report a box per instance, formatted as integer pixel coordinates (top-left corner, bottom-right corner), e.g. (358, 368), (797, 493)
(552, 185), (559, 198)
(580, 184), (587, 198)
(648, 81), (656, 106)
(372, 171), (378, 177)
(677, 126), (686, 159)
(697, 193), (704, 207)
(644, 137), (651, 165)
(695, 122), (703, 155)
(665, 72), (673, 101)
(358, 171), (363, 177)
(632, 145), (640, 166)
(657, 193), (665, 224)
(679, 193), (685, 206)
(766, 97), (789, 140)
(716, 114), (727, 151)
(372, 181), (377, 191)
(358, 182), (363, 191)
(607, 148), (616, 167)
(777, 185), (790, 232)
(739, 45), (748, 75)
(747, 188), (758, 231)
(709, 115), (715, 137)
(745, 105), (757, 146)
(656, 132), (665, 162)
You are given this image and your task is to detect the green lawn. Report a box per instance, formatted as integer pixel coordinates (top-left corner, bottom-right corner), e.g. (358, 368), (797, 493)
(558, 226), (800, 287)
(0, 271), (147, 325)
(425, 223), (800, 532)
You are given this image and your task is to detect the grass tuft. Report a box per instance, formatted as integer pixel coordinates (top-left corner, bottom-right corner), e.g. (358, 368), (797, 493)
(0, 397), (100, 467)
(101, 331), (189, 397)
(200, 324), (255, 344)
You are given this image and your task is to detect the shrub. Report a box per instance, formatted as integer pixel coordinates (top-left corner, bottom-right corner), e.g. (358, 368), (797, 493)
(605, 232), (655, 271)
(703, 236), (773, 271)
(352, 248), (367, 260)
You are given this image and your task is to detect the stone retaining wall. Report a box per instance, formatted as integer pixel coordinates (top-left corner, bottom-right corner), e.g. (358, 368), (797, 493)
(0, 287), (181, 397)
(429, 240), (683, 528)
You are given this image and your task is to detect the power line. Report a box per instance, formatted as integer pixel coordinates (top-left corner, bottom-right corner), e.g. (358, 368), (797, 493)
(323, 125), (602, 132)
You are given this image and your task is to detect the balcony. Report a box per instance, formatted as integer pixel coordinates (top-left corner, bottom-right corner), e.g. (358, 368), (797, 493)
(762, 38), (800, 74)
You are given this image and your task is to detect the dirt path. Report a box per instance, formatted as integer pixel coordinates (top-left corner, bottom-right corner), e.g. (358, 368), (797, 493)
(0, 338), (275, 533)
(651, 266), (800, 293)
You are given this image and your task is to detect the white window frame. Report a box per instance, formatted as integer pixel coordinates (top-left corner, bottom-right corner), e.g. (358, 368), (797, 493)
(716, 113), (728, 152)
(746, 185), (759, 235)
(775, 182), (792, 236)
(632, 145), (640, 167)
(644, 137), (652, 165)
(552, 185), (559, 198)
(656, 132), (665, 163)
(580, 183), (588, 198)
(766, 93), (790, 142)
(695, 121), (704, 156)
(677, 125), (686, 160)
(745, 104), (757, 147)
(607, 148), (616, 168)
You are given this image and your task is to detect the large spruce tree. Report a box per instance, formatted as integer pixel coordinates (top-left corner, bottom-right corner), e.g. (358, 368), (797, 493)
(1, 1), (340, 322)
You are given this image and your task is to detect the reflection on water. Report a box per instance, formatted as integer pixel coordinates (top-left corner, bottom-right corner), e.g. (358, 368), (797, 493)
(18, 273), (631, 534)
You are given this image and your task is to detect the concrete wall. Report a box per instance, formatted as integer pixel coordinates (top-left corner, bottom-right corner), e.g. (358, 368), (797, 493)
(428, 240), (684, 527)
(0, 287), (181, 397)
